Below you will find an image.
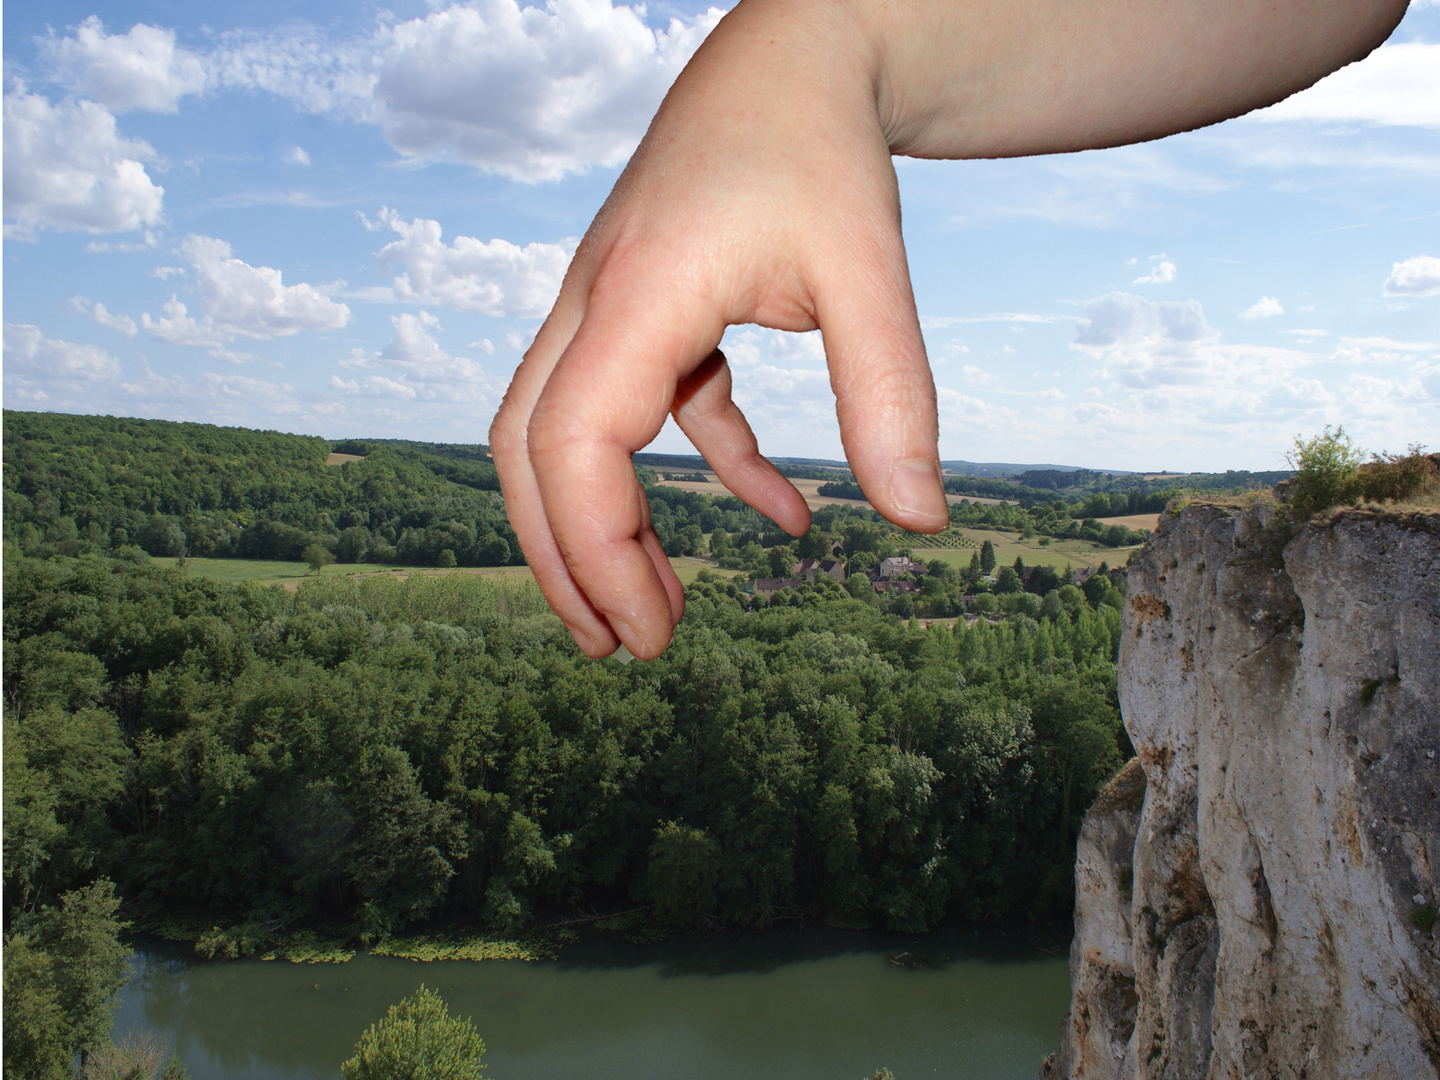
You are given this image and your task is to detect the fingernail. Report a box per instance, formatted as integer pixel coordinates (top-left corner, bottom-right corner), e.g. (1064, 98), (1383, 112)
(610, 617), (671, 660)
(890, 458), (947, 524)
(609, 617), (640, 649)
(571, 627), (603, 656)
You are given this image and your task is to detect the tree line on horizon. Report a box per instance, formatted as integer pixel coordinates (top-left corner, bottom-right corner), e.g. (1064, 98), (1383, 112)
(4, 411), (522, 571)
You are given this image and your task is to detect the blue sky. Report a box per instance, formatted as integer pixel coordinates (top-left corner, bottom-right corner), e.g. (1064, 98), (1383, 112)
(5, 0), (1438, 472)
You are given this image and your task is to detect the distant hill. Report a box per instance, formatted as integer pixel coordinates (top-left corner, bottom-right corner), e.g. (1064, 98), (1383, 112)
(3, 411), (519, 567)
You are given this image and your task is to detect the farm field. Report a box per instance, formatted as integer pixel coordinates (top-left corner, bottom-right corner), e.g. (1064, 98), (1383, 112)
(154, 555), (725, 589)
(1096, 513), (1163, 531)
(653, 471), (1007, 510)
(152, 557), (406, 583)
(913, 528), (1139, 573)
(654, 472), (867, 511)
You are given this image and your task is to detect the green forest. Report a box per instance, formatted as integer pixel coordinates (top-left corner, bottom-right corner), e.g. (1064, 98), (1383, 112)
(5, 552), (1128, 937)
(3, 412), (519, 569)
(3, 410), (1140, 1077)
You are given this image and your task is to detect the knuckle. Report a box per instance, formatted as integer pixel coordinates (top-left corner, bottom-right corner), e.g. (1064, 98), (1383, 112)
(488, 404), (526, 460)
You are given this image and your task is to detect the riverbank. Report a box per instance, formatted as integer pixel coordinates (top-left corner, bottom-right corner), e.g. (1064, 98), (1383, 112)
(117, 919), (1072, 1080)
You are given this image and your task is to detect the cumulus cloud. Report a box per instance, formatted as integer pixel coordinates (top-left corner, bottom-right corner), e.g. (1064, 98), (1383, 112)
(699, 327), (836, 447)
(4, 322), (122, 403)
(42, 16), (206, 113)
(143, 235), (351, 350)
(1070, 292), (1331, 428)
(210, 1), (725, 181)
(335, 311), (499, 403)
(70, 296), (138, 336)
(285, 146), (311, 167)
(1240, 296), (1284, 320)
(3, 90), (164, 237)
(365, 210), (574, 316)
(1385, 255), (1440, 297)
(1133, 258), (1177, 285)
(1252, 43), (1440, 128)
(1074, 292), (1219, 387)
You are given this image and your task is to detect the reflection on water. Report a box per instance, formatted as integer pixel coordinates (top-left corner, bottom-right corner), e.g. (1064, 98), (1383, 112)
(115, 921), (1070, 1080)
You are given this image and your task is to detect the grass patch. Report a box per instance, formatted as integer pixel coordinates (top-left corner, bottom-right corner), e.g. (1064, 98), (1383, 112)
(262, 930), (356, 964)
(369, 929), (573, 962)
(154, 557), (407, 583)
(158, 555), (715, 589)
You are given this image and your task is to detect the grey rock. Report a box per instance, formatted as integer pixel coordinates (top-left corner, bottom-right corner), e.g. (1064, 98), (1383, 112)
(1045, 504), (1440, 1079)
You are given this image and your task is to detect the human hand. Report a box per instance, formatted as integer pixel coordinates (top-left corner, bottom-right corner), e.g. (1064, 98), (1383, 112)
(490, 2), (949, 660)
(490, 0), (1408, 661)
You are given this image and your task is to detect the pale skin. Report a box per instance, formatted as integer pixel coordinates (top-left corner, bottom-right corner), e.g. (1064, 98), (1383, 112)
(490, 0), (1410, 660)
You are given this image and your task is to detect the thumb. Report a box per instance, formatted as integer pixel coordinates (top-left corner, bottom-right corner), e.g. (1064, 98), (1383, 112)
(809, 191), (948, 533)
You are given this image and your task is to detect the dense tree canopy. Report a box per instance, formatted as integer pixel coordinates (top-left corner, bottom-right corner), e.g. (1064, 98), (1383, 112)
(3, 412), (519, 568)
(341, 986), (486, 1080)
(5, 547), (1129, 940)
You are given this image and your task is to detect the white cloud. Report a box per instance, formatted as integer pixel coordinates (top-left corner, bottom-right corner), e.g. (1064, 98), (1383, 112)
(1385, 255), (1440, 297)
(920, 312), (1070, 329)
(4, 323), (123, 404)
(960, 364), (997, 386)
(285, 146), (312, 167)
(1240, 296), (1284, 320)
(3, 90), (164, 237)
(468, 339), (496, 354)
(366, 210), (574, 317)
(1330, 336), (1438, 364)
(1283, 328), (1328, 337)
(143, 235), (351, 348)
(722, 327), (827, 370)
(207, 21), (379, 116)
(1252, 43), (1440, 128)
(211, 1), (725, 182)
(370, 1), (724, 181)
(85, 231), (160, 253)
(1054, 290), (1439, 468)
(335, 311), (499, 404)
(70, 296), (138, 336)
(142, 297), (225, 349)
(153, 266), (184, 279)
(1074, 292), (1220, 385)
(504, 330), (534, 353)
(1133, 258), (1177, 285)
(42, 16), (206, 113)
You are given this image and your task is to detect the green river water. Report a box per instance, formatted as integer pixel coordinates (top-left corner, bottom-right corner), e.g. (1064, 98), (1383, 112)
(114, 922), (1070, 1079)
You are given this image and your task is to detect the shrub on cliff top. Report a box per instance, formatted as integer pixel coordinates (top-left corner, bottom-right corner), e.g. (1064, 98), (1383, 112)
(1358, 444), (1438, 505)
(1285, 430), (1436, 518)
(1285, 427), (1365, 517)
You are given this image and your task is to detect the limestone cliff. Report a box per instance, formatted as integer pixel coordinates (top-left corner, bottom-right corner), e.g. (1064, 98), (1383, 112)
(1043, 503), (1440, 1079)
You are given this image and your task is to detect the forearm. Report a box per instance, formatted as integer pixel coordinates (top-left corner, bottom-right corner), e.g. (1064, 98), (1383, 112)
(697, 0), (1410, 160)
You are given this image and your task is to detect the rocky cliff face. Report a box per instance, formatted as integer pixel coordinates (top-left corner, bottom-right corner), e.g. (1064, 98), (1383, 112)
(1043, 503), (1440, 1079)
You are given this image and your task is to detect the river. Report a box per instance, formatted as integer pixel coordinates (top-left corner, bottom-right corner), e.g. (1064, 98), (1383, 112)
(115, 921), (1070, 1079)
